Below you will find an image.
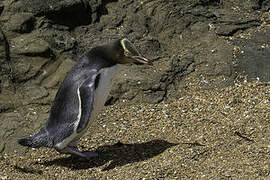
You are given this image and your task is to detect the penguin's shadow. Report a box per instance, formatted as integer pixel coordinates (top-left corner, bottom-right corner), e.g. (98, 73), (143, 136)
(40, 139), (178, 171)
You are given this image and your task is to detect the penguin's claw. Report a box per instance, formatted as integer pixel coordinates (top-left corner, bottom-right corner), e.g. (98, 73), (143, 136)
(56, 147), (98, 159)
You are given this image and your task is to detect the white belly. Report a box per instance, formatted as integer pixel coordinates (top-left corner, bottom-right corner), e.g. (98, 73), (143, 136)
(91, 65), (119, 117)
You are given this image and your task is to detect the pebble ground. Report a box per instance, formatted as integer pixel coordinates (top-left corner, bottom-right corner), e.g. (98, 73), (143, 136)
(0, 78), (269, 179)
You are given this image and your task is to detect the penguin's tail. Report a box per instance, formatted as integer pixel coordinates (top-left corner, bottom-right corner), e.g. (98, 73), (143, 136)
(18, 128), (52, 148)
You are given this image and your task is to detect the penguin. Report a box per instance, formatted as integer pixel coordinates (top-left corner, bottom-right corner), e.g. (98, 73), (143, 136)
(18, 38), (152, 159)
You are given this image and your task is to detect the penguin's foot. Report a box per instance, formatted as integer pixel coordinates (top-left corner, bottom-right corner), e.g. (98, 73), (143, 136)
(56, 147), (98, 160)
(81, 151), (99, 159)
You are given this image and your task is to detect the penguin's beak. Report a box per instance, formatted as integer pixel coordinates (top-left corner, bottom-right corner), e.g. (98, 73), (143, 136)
(129, 55), (153, 65)
(121, 38), (153, 65)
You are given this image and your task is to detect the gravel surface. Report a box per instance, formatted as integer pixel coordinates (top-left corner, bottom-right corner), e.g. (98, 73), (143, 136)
(0, 78), (269, 179)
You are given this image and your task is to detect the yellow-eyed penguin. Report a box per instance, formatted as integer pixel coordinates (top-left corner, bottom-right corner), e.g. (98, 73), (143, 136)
(18, 38), (152, 159)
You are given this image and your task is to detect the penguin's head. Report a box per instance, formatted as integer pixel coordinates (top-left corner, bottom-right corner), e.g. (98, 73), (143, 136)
(110, 38), (153, 65)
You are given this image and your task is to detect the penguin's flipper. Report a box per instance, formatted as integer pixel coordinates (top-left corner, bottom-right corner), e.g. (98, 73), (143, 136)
(76, 73), (97, 133)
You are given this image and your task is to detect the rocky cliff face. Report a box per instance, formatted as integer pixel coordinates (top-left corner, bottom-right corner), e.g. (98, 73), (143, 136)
(0, 0), (269, 155)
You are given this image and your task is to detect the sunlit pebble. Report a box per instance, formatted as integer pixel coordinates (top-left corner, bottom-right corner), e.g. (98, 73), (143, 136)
(208, 23), (215, 30)
(179, 34), (183, 39)
(0, 176), (8, 180)
(41, 70), (47, 76)
(201, 80), (209, 83)
(235, 83), (242, 87)
(138, 81), (141, 84)
(244, 110), (249, 114)
(124, 73), (127, 76)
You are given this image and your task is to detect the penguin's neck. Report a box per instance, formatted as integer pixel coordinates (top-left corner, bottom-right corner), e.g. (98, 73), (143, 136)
(87, 45), (118, 68)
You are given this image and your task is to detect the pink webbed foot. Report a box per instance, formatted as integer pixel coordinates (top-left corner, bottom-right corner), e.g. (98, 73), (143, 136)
(56, 147), (98, 160)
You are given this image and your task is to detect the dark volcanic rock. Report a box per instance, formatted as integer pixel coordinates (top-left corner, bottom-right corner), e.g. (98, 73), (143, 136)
(42, 58), (76, 88)
(0, 112), (23, 154)
(4, 0), (90, 27)
(234, 28), (270, 82)
(10, 32), (51, 57)
(0, 27), (5, 75)
(4, 13), (35, 33)
(0, 90), (15, 113)
(1, 0), (111, 29)
(0, 3), (3, 16)
(215, 20), (261, 36)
